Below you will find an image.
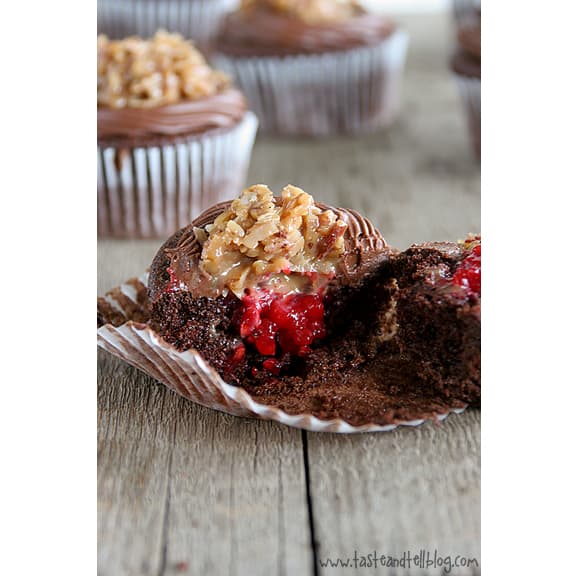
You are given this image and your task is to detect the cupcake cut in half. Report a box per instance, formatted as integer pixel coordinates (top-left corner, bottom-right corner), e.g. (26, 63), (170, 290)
(97, 31), (258, 238)
(135, 184), (481, 426)
(213, 0), (409, 136)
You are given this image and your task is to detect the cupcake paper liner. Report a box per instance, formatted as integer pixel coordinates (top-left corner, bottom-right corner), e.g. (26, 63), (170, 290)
(98, 0), (239, 52)
(97, 273), (467, 433)
(455, 75), (481, 160)
(97, 111), (258, 239)
(213, 30), (409, 136)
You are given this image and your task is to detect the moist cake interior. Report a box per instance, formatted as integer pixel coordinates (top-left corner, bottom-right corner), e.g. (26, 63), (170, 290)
(150, 244), (480, 426)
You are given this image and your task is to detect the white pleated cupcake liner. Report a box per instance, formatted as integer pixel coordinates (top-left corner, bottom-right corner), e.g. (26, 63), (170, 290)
(97, 273), (467, 433)
(97, 111), (258, 239)
(455, 75), (481, 160)
(97, 0), (238, 52)
(213, 30), (409, 136)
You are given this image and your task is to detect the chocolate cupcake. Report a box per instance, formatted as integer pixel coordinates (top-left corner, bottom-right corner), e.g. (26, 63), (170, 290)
(451, 4), (481, 159)
(98, 184), (480, 430)
(97, 32), (257, 238)
(97, 0), (239, 54)
(213, 0), (409, 136)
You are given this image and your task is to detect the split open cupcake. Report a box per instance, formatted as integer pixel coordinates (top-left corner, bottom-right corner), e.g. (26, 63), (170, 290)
(98, 184), (480, 431)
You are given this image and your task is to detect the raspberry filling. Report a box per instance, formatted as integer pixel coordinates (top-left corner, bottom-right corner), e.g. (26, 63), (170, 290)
(166, 266), (187, 292)
(452, 244), (481, 296)
(234, 289), (326, 362)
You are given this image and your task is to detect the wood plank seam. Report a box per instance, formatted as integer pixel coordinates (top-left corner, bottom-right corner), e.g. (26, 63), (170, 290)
(302, 431), (320, 576)
(157, 436), (174, 576)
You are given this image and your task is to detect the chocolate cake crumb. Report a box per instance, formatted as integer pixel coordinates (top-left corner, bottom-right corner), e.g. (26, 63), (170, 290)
(151, 290), (244, 378)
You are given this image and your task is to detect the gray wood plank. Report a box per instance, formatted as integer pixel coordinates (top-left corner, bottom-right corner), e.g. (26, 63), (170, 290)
(98, 351), (173, 576)
(98, 351), (313, 576)
(161, 401), (312, 576)
(307, 411), (481, 576)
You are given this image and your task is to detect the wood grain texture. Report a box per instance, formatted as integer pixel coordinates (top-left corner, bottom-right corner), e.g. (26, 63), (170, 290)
(98, 351), (172, 576)
(98, 12), (480, 576)
(307, 410), (481, 575)
(98, 351), (312, 576)
(160, 396), (311, 576)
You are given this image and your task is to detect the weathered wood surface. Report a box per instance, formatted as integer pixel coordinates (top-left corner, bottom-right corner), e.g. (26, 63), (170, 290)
(98, 12), (480, 576)
(307, 411), (481, 574)
(98, 351), (312, 576)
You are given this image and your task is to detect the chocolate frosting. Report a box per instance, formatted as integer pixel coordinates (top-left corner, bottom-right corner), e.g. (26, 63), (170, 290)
(216, 10), (396, 57)
(97, 88), (247, 141)
(148, 199), (392, 305)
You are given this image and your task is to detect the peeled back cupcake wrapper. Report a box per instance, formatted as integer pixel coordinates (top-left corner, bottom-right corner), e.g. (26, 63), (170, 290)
(213, 30), (409, 136)
(455, 76), (481, 159)
(97, 111), (258, 239)
(97, 273), (466, 434)
(98, 0), (239, 49)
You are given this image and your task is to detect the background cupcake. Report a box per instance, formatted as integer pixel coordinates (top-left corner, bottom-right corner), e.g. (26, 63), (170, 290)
(213, 0), (409, 136)
(97, 31), (258, 238)
(97, 0), (239, 54)
(451, 0), (481, 159)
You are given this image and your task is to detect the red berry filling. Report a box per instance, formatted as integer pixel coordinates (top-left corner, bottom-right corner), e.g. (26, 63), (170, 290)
(235, 289), (326, 370)
(262, 358), (283, 376)
(230, 343), (245, 364)
(165, 266), (187, 293)
(166, 266), (178, 291)
(452, 243), (481, 296)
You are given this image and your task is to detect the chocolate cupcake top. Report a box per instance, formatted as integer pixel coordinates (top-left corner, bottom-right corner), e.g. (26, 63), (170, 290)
(216, 0), (396, 57)
(149, 184), (390, 304)
(147, 183), (394, 381)
(98, 31), (247, 141)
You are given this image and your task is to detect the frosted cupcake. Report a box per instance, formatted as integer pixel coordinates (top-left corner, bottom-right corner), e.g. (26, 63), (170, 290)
(213, 0), (409, 136)
(97, 0), (239, 54)
(451, 2), (481, 159)
(97, 32), (258, 238)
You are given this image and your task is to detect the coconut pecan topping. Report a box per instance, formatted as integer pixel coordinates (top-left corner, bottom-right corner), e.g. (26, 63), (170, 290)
(199, 184), (348, 297)
(97, 31), (230, 109)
